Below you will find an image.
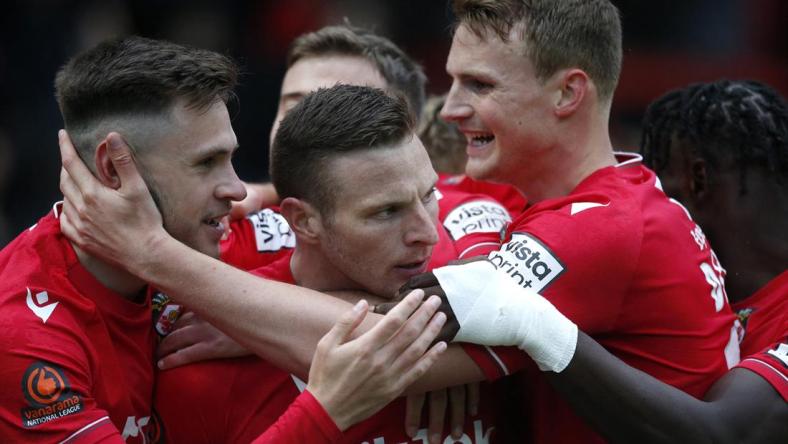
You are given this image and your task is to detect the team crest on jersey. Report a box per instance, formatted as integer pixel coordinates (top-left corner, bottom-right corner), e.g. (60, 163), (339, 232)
(487, 232), (565, 292)
(443, 201), (511, 240)
(736, 307), (756, 331)
(248, 209), (295, 253)
(151, 291), (181, 337)
(19, 361), (83, 428)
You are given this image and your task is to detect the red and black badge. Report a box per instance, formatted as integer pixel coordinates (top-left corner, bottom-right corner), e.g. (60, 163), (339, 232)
(20, 361), (83, 428)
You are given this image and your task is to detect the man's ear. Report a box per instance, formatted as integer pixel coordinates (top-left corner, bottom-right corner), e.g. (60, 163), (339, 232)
(689, 158), (709, 202)
(554, 69), (588, 118)
(280, 197), (322, 245)
(94, 136), (121, 189)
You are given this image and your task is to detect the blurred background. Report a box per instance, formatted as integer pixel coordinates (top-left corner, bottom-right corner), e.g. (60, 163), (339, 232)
(1, 0), (786, 246)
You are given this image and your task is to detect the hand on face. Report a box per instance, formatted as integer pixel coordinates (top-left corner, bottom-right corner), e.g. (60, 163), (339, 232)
(58, 129), (167, 271)
(306, 290), (447, 431)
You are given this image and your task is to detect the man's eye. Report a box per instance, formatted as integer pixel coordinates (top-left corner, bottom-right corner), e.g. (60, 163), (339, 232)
(198, 157), (217, 168)
(468, 79), (493, 92)
(422, 187), (437, 203)
(374, 207), (397, 219)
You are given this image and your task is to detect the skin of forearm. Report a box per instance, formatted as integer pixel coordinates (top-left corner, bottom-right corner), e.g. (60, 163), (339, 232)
(135, 233), (485, 389)
(548, 332), (729, 444)
(136, 235), (361, 379)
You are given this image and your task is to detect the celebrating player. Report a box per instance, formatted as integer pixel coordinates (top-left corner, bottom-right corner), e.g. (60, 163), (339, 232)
(399, 79), (787, 443)
(0, 36), (446, 443)
(55, 2), (743, 442)
(155, 84), (500, 444)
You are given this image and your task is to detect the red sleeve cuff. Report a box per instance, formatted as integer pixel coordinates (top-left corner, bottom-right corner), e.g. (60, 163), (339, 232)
(250, 389), (342, 444)
(299, 390), (343, 440)
(460, 343), (531, 380)
(737, 358), (788, 402)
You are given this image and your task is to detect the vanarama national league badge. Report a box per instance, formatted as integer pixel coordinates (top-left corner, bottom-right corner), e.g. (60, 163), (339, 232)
(20, 361), (84, 428)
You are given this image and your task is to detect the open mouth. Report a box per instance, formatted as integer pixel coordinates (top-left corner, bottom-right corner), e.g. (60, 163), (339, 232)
(469, 133), (495, 147)
(203, 217), (225, 231)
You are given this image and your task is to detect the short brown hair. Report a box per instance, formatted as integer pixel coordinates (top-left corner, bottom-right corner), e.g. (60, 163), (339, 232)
(55, 36), (238, 161)
(286, 24), (427, 120)
(453, 0), (622, 102)
(271, 84), (414, 214)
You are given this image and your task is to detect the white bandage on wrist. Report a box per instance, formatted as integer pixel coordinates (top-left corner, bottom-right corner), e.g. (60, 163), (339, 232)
(433, 261), (578, 373)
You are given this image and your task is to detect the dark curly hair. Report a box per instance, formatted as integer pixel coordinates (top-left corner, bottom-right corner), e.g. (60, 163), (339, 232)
(641, 80), (788, 194)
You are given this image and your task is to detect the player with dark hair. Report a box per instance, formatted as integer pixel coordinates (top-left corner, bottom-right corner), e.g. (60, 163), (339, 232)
(237, 23), (427, 214)
(0, 36), (446, 443)
(0, 35), (245, 442)
(642, 80), (787, 309)
(233, 24), (516, 246)
(282, 23), (427, 125)
(155, 85), (499, 444)
(154, 23), (510, 441)
(53, 2), (744, 443)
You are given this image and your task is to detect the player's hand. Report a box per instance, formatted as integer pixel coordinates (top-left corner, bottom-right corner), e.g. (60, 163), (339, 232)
(229, 182), (280, 219)
(375, 272), (460, 343)
(307, 290), (448, 431)
(404, 382), (479, 442)
(157, 311), (250, 370)
(58, 130), (167, 271)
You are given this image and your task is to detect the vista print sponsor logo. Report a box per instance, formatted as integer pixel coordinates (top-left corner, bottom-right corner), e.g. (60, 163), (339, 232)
(487, 232), (565, 292)
(444, 201), (511, 240)
(249, 209), (295, 252)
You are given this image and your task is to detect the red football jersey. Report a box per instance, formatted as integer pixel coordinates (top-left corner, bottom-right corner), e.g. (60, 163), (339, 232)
(436, 188), (511, 259)
(730, 271), (788, 401)
(437, 173), (527, 218)
(459, 154), (740, 444)
(155, 354), (328, 443)
(155, 251), (500, 443)
(736, 338), (788, 402)
(732, 271), (787, 357)
(0, 205), (156, 443)
(220, 207), (295, 271)
(250, 391), (342, 444)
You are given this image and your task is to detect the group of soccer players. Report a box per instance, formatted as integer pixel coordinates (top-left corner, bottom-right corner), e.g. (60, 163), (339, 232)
(0, 0), (785, 443)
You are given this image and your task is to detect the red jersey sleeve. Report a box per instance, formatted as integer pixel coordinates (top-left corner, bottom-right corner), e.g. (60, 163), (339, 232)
(250, 390), (341, 444)
(220, 208), (295, 271)
(0, 290), (124, 443)
(460, 343), (532, 380)
(437, 190), (512, 259)
(736, 338), (788, 402)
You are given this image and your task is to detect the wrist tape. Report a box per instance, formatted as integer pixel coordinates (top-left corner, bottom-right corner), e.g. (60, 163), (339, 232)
(433, 260), (578, 373)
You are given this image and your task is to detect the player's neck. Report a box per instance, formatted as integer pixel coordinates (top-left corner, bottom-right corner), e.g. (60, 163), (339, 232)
(290, 247), (362, 294)
(72, 243), (148, 302)
(518, 129), (616, 203)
